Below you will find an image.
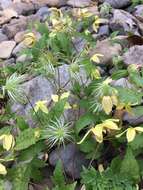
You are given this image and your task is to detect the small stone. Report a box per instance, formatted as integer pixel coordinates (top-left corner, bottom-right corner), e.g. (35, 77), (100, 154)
(122, 45), (143, 66)
(91, 39), (121, 65)
(2, 16), (27, 39)
(14, 31), (26, 43)
(123, 111), (143, 126)
(133, 5), (143, 22)
(111, 78), (133, 88)
(49, 144), (89, 179)
(0, 30), (8, 42)
(0, 0), (12, 9)
(12, 42), (26, 57)
(10, 2), (35, 15)
(67, 0), (92, 7)
(0, 41), (16, 59)
(102, 0), (131, 9)
(36, 6), (50, 22)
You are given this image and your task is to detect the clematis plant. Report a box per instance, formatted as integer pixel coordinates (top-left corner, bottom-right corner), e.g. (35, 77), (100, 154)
(23, 32), (36, 47)
(34, 100), (49, 114)
(116, 126), (143, 142)
(0, 134), (15, 151)
(78, 119), (120, 144)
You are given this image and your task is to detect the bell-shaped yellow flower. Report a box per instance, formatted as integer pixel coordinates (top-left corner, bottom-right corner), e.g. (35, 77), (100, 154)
(51, 92), (71, 110)
(102, 96), (113, 115)
(23, 32), (36, 47)
(90, 53), (104, 63)
(93, 16), (102, 32)
(90, 68), (101, 79)
(76, 8), (93, 19)
(0, 134), (15, 151)
(0, 163), (7, 175)
(77, 119), (120, 144)
(34, 100), (48, 114)
(116, 126), (143, 142)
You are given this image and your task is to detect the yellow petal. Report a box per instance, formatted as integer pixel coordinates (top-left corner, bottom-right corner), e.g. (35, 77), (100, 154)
(98, 164), (104, 173)
(64, 102), (72, 110)
(0, 163), (7, 175)
(90, 69), (101, 79)
(39, 104), (49, 114)
(3, 135), (15, 151)
(51, 95), (59, 102)
(60, 92), (70, 99)
(104, 120), (120, 130)
(102, 96), (113, 115)
(0, 135), (6, 141)
(90, 54), (103, 63)
(126, 128), (136, 142)
(111, 95), (118, 106)
(91, 125), (103, 143)
(135, 127), (143, 132)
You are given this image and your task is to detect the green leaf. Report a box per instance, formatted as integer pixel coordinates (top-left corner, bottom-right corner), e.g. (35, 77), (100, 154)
(120, 147), (140, 183)
(52, 160), (65, 187)
(15, 128), (38, 151)
(129, 72), (143, 87)
(130, 133), (143, 150)
(115, 86), (142, 105)
(16, 116), (29, 131)
(75, 113), (95, 135)
(111, 70), (128, 80)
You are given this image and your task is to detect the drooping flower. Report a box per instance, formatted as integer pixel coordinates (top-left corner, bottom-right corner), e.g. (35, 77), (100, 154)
(116, 126), (143, 142)
(0, 163), (7, 175)
(0, 134), (15, 151)
(78, 119), (120, 144)
(23, 32), (36, 47)
(90, 54), (104, 63)
(90, 68), (101, 80)
(92, 16), (102, 32)
(75, 8), (93, 20)
(102, 95), (118, 115)
(34, 100), (49, 114)
(51, 92), (71, 109)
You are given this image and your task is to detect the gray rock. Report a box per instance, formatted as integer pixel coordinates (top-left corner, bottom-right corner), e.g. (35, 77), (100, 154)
(0, 0), (12, 9)
(110, 9), (140, 35)
(0, 41), (16, 59)
(0, 30), (8, 42)
(11, 76), (55, 127)
(49, 144), (89, 179)
(91, 39), (121, 65)
(36, 7), (50, 22)
(97, 25), (110, 38)
(123, 111), (143, 126)
(31, 0), (67, 8)
(102, 0), (131, 9)
(111, 78), (133, 88)
(12, 42), (26, 57)
(16, 54), (32, 63)
(122, 45), (143, 66)
(2, 16), (27, 39)
(9, 2), (35, 15)
(14, 31), (26, 43)
(4, 58), (15, 66)
(133, 5), (143, 22)
(67, 0), (91, 7)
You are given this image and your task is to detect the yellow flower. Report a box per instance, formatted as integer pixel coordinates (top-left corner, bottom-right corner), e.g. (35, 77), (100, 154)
(0, 163), (7, 175)
(51, 92), (70, 102)
(116, 127), (143, 142)
(90, 68), (101, 79)
(51, 92), (71, 110)
(77, 119), (120, 144)
(23, 32), (36, 47)
(90, 54), (104, 63)
(34, 100), (48, 114)
(102, 95), (118, 115)
(0, 134), (15, 151)
(93, 16), (102, 32)
(116, 102), (132, 114)
(76, 8), (93, 19)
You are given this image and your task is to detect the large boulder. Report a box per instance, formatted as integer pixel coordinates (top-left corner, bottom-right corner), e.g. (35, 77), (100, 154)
(67, 0), (92, 7)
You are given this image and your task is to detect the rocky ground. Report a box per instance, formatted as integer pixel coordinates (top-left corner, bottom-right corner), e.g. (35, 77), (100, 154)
(1, 0), (143, 189)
